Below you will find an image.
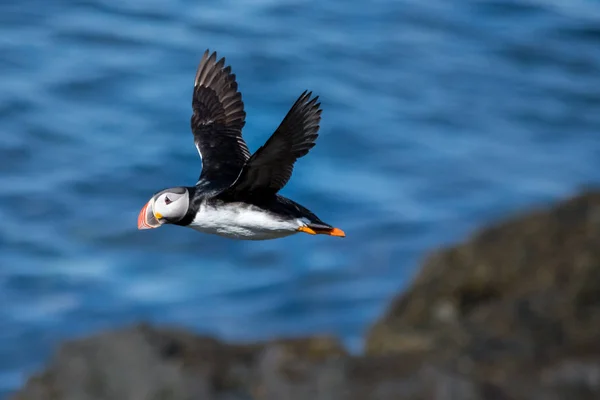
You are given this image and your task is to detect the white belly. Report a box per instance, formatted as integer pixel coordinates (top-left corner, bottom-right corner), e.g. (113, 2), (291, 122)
(188, 202), (302, 240)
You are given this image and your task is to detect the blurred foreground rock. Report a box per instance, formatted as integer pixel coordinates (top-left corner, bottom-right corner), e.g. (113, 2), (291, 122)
(13, 190), (600, 400)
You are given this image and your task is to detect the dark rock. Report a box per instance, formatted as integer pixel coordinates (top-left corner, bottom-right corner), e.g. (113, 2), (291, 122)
(366, 190), (600, 397)
(11, 324), (347, 400)
(12, 190), (600, 400)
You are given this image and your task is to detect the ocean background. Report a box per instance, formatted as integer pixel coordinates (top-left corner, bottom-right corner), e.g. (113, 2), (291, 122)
(1, 0), (600, 397)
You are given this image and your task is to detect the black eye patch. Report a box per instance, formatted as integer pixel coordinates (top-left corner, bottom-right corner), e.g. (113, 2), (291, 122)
(165, 196), (172, 205)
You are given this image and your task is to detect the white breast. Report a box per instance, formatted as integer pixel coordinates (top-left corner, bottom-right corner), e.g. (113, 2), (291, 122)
(188, 201), (302, 240)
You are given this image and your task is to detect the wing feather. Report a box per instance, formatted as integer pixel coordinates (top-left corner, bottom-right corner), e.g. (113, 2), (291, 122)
(219, 91), (322, 199)
(191, 50), (250, 186)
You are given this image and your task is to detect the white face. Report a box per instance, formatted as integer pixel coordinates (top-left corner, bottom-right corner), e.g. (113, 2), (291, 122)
(152, 187), (190, 224)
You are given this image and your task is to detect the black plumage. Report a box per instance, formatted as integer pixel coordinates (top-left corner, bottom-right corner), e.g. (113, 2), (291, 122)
(192, 50), (251, 187)
(192, 51), (321, 202)
(218, 90), (321, 200)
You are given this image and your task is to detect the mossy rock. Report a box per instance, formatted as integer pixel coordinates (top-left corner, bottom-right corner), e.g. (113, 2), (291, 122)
(366, 190), (600, 368)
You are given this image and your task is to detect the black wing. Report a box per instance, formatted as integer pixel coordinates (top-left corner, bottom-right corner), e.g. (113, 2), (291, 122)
(192, 50), (251, 186)
(218, 90), (321, 199)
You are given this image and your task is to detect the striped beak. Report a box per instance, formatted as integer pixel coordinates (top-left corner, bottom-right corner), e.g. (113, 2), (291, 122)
(137, 199), (161, 229)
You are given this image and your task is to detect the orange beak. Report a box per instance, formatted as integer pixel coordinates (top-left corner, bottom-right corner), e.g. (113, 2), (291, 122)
(137, 200), (160, 229)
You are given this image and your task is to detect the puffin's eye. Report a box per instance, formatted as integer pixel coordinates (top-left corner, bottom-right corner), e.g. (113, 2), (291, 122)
(165, 196), (172, 205)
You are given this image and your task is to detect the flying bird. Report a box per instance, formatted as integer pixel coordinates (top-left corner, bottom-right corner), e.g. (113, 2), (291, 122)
(137, 49), (345, 240)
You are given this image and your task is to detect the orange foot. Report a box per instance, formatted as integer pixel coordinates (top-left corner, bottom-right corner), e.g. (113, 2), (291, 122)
(297, 226), (345, 237)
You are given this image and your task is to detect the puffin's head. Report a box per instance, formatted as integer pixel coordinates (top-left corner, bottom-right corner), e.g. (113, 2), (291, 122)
(137, 187), (190, 229)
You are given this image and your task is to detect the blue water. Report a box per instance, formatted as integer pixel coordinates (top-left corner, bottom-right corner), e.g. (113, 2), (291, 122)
(2, 0), (600, 396)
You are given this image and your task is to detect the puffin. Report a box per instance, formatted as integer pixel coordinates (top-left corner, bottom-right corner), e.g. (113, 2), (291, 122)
(137, 49), (345, 240)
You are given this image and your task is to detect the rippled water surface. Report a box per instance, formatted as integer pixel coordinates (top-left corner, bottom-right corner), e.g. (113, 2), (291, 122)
(1, 0), (600, 396)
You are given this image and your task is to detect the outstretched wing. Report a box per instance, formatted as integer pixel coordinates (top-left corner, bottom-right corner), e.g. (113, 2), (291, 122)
(192, 50), (251, 186)
(218, 90), (321, 199)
